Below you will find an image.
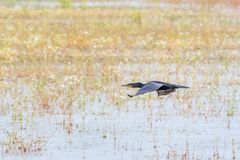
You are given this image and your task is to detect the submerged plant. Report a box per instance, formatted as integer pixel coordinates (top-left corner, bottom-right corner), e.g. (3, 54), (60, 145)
(2, 131), (47, 154)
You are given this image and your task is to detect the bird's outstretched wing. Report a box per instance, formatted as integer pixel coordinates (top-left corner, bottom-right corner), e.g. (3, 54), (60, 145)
(128, 82), (164, 97)
(151, 81), (189, 89)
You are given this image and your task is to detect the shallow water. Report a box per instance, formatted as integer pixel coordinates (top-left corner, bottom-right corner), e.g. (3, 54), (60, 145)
(2, 103), (240, 160)
(0, 2), (240, 158)
(0, 61), (239, 160)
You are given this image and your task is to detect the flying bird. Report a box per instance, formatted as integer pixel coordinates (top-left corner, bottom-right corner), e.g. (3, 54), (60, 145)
(122, 81), (189, 97)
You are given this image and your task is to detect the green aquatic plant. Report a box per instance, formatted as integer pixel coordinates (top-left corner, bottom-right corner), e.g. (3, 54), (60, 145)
(58, 0), (72, 8)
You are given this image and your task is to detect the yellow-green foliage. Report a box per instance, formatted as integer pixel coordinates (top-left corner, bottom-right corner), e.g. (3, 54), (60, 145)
(0, 8), (239, 65)
(58, 0), (72, 8)
(0, 7), (239, 155)
(0, 7), (239, 125)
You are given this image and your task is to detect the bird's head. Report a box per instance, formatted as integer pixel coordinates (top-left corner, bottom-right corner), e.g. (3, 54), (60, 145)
(122, 82), (144, 88)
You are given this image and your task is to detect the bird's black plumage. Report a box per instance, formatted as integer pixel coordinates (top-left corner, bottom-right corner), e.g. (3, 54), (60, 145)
(122, 81), (189, 97)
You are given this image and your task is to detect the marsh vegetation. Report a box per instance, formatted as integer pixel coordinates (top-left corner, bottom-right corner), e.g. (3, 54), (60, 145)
(0, 1), (239, 159)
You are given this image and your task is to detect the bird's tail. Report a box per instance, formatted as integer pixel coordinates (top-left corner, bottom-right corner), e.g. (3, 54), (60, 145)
(175, 85), (189, 89)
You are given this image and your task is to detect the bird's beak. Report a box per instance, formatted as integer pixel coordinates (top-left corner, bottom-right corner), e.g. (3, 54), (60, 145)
(121, 84), (131, 87)
(127, 94), (134, 97)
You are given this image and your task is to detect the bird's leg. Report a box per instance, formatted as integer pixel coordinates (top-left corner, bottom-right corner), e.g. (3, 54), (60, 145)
(157, 90), (164, 97)
(157, 92), (164, 99)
